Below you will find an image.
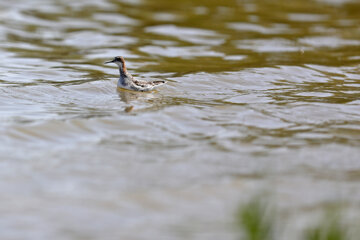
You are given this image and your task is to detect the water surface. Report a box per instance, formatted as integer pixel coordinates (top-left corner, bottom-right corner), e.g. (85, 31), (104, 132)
(0, 0), (360, 239)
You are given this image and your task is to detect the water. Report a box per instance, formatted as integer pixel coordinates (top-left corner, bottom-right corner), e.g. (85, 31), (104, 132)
(0, 0), (360, 239)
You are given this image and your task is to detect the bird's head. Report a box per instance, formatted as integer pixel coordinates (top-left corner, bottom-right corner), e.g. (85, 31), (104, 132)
(105, 56), (126, 67)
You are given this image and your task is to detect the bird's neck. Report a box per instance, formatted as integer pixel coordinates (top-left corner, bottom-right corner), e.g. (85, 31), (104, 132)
(118, 65), (133, 87)
(118, 62), (130, 77)
(118, 66), (127, 77)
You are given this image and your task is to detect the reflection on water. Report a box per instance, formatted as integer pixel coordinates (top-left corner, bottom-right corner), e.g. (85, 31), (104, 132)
(118, 88), (147, 103)
(0, 0), (360, 239)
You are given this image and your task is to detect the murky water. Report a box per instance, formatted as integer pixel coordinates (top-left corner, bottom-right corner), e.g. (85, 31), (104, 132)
(0, 0), (359, 239)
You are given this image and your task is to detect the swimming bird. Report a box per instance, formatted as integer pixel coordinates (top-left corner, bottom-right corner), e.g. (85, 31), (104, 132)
(105, 56), (166, 92)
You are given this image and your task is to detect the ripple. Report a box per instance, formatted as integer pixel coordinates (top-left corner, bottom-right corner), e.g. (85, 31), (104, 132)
(145, 24), (226, 45)
(152, 13), (182, 22)
(316, 0), (357, 5)
(61, 31), (137, 48)
(235, 38), (302, 52)
(227, 23), (292, 34)
(299, 36), (360, 48)
(223, 94), (273, 104)
(294, 92), (333, 97)
(223, 55), (247, 61)
(139, 45), (224, 58)
(272, 103), (360, 124)
(93, 13), (140, 25)
(287, 13), (329, 22)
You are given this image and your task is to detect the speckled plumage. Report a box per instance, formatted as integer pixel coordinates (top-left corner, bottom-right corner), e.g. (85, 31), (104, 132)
(105, 56), (166, 92)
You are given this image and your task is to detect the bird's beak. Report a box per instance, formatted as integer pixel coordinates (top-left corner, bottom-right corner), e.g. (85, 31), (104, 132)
(104, 60), (114, 64)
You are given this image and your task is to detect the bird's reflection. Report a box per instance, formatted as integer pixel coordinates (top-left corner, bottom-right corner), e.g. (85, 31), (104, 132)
(117, 87), (156, 113)
(117, 87), (156, 103)
(124, 105), (134, 113)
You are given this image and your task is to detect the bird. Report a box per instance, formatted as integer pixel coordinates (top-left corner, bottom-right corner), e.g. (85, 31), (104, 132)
(105, 56), (166, 92)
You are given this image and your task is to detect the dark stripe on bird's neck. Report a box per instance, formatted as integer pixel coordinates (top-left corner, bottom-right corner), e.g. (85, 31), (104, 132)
(118, 65), (127, 77)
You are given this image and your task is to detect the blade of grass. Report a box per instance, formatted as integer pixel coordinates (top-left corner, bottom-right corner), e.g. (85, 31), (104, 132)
(305, 210), (349, 240)
(236, 196), (274, 240)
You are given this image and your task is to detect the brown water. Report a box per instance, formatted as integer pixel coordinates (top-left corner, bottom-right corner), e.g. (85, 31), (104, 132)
(0, 0), (360, 239)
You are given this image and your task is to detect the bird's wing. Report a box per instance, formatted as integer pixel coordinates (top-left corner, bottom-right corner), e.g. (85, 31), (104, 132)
(152, 80), (166, 86)
(130, 78), (166, 91)
(133, 79), (151, 87)
(133, 79), (166, 87)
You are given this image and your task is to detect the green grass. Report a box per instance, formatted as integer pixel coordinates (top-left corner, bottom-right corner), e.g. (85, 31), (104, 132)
(235, 197), (355, 240)
(236, 196), (274, 240)
(305, 210), (349, 240)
